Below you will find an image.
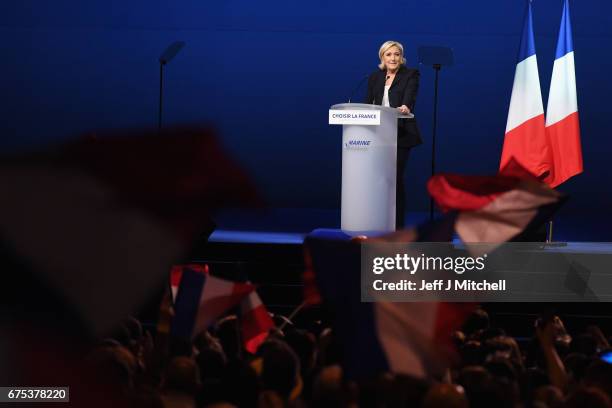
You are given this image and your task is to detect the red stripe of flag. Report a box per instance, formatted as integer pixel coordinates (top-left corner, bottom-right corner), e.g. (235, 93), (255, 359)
(545, 112), (583, 187)
(241, 291), (274, 354)
(500, 115), (551, 181)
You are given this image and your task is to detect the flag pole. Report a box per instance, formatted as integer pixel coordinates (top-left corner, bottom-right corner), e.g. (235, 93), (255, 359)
(279, 300), (308, 331)
(544, 219), (567, 247)
(546, 220), (553, 243)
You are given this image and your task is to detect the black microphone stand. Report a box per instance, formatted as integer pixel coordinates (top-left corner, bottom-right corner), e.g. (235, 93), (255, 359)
(158, 41), (186, 131)
(418, 46), (454, 221)
(430, 63), (441, 221)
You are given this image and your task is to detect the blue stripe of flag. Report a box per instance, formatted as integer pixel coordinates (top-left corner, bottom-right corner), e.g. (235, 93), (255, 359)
(171, 267), (206, 338)
(305, 232), (390, 378)
(518, 1), (537, 62)
(555, 0), (574, 59)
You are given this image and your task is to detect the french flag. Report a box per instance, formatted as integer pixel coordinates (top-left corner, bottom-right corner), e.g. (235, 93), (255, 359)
(170, 264), (274, 352)
(0, 127), (257, 337)
(304, 163), (567, 379)
(171, 266), (255, 339)
(170, 263), (209, 301)
(545, 0), (583, 187)
(240, 291), (275, 354)
(427, 160), (567, 243)
(500, 1), (552, 181)
(305, 226), (473, 379)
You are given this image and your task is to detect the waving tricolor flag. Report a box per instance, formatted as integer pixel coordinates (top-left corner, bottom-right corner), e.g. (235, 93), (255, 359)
(171, 266), (256, 339)
(545, 0), (583, 187)
(305, 231), (462, 379)
(500, 1), (552, 180)
(170, 264), (209, 301)
(304, 163), (567, 380)
(428, 160), (566, 243)
(240, 291), (275, 354)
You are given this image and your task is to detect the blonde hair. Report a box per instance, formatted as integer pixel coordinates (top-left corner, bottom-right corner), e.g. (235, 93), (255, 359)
(378, 40), (406, 70)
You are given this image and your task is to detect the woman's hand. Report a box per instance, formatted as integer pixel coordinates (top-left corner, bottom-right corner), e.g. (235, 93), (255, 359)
(398, 105), (411, 115)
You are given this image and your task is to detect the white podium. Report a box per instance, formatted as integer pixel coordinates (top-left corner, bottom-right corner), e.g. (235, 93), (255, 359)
(329, 103), (412, 233)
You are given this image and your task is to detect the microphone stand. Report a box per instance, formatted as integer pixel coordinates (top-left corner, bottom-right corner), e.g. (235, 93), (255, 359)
(417, 46), (454, 221)
(430, 63), (441, 221)
(158, 41), (186, 131)
(158, 63), (165, 130)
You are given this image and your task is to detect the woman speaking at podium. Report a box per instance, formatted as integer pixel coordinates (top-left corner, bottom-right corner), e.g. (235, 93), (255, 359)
(365, 40), (422, 229)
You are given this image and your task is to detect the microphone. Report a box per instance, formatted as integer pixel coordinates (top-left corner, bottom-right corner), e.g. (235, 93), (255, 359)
(347, 75), (369, 103)
(159, 41), (186, 65)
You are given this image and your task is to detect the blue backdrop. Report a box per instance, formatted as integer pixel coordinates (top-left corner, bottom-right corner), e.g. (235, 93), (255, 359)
(2, 1), (611, 219)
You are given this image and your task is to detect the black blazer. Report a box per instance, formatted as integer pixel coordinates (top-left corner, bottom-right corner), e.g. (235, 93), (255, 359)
(365, 65), (422, 148)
